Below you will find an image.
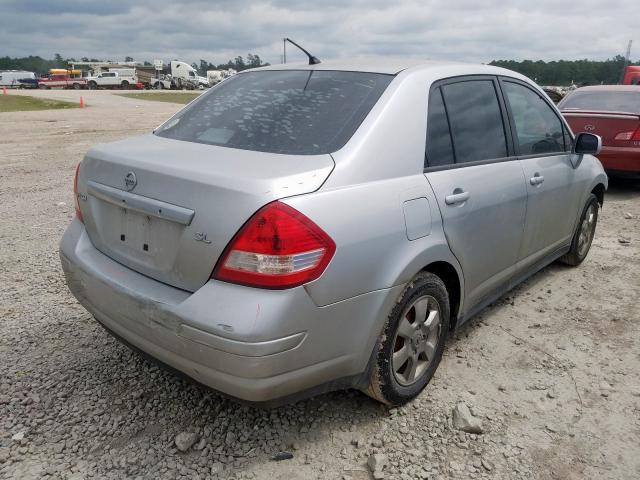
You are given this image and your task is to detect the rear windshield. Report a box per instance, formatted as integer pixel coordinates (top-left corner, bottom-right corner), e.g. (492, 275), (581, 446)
(560, 90), (640, 114)
(154, 70), (393, 155)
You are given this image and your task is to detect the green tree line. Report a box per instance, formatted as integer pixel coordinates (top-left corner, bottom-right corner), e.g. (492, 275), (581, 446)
(490, 55), (639, 86)
(0, 53), (269, 75)
(195, 53), (269, 75)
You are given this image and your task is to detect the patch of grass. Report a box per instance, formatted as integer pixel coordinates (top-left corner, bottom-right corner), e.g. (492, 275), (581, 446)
(0, 95), (79, 112)
(118, 92), (201, 105)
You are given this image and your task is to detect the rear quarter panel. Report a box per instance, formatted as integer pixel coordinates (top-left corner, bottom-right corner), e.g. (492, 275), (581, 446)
(284, 175), (463, 308)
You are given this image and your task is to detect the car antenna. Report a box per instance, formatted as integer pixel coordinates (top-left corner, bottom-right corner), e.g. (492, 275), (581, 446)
(283, 38), (321, 65)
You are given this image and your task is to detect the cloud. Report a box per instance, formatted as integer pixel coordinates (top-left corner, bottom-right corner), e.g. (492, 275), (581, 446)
(0, 0), (635, 65)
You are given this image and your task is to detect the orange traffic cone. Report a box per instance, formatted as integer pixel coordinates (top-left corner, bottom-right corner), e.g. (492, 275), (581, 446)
(79, 96), (85, 108)
(2, 88), (7, 95)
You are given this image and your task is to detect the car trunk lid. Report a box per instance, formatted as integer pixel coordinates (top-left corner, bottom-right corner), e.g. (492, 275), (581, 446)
(77, 134), (334, 292)
(562, 110), (640, 147)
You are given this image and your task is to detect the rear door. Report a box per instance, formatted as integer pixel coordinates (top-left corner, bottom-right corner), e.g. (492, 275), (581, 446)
(424, 77), (527, 310)
(499, 78), (581, 266)
(98, 73), (114, 86)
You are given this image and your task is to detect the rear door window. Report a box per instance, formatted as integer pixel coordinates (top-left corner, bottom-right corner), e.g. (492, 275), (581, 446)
(425, 87), (455, 167)
(441, 80), (508, 163)
(502, 81), (567, 155)
(155, 70), (393, 155)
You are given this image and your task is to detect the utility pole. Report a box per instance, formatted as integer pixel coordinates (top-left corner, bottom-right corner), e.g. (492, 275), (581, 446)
(619, 39), (632, 84)
(283, 38), (287, 64)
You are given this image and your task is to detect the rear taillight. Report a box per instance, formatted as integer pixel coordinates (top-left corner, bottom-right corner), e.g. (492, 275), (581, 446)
(73, 163), (83, 223)
(212, 201), (336, 289)
(615, 127), (640, 141)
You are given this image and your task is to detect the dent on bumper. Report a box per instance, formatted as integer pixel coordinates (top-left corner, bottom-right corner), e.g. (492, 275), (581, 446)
(59, 219), (402, 402)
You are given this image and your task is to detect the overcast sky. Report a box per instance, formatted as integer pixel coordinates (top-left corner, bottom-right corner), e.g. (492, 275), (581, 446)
(1, 0), (636, 65)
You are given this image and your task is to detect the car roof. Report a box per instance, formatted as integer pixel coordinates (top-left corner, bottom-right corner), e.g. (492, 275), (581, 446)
(570, 85), (640, 93)
(251, 58), (444, 74)
(245, 59), (527, 79)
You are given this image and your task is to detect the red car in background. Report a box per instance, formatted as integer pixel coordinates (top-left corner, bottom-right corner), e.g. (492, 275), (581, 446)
(622, 66), (640, 85)
(559, 85), (640, 176)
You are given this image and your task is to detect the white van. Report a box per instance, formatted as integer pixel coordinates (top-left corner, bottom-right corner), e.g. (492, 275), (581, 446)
(0, 70), (36, 88)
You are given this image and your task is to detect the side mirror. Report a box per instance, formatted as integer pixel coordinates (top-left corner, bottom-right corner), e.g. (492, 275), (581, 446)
(573, 132), (602, 155)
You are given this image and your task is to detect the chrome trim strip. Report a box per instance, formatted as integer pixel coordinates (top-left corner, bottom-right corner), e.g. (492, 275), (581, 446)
(87, 180), (195, 226)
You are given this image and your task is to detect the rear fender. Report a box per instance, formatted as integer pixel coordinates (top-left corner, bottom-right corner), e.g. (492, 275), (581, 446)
(284, 175), (465, 335)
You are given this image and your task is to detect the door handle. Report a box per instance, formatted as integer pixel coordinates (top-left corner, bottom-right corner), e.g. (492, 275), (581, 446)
(530, 174), (545, 186)
(445, 190), (470, 205)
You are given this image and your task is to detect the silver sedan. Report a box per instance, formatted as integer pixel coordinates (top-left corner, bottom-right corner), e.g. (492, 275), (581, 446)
(60, 60), (607, 405)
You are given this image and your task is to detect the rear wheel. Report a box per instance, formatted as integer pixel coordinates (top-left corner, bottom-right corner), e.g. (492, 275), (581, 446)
(559, 193), (599, 266)
(364, 272), (450, 405)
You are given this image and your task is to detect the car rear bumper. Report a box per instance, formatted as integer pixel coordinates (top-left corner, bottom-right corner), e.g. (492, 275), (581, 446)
(60, 219), (402, 403)
(598, 146), (640, 173)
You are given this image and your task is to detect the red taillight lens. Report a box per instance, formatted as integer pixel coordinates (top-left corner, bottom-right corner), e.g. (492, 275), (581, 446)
(74, 163), (83, 223)
(632, 127), (640, 141)
(212, 201), (336, 289)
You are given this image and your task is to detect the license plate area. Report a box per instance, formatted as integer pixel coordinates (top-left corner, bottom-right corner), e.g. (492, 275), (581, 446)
(88, 197), (185, 273)
(120, 208), (154, 256)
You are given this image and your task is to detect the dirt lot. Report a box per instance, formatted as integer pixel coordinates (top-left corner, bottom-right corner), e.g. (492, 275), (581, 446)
(1, 90), (639, 480)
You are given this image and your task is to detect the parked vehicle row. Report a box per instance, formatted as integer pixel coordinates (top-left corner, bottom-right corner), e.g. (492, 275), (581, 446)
(3, 61), (237, 91)
(61, 60), (607, 406)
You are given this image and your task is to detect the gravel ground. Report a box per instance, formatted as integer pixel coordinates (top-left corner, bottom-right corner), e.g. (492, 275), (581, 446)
(1, 90), (639, 480)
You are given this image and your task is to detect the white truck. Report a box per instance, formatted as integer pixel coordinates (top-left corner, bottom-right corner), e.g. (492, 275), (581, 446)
(86, 69), (137, 89)
(169, 61), (208, 88)
(149, 61), (208, 89)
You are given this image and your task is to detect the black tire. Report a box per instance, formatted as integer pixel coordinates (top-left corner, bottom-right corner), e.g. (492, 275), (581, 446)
(72, 83), (80, 90)
(88, 81), (97, 90)
(364, 272), (450, 405)
(121, 80), (129, 89)
(559, 193), (599, 266)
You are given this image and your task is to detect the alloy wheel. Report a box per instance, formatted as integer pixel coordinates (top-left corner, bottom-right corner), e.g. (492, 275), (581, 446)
(577, 203), (597, 258)
(392, 295), (442, 386)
